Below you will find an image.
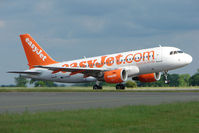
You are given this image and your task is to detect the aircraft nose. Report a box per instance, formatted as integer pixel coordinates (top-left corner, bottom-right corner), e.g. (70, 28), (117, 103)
(185, 54), (192, 64)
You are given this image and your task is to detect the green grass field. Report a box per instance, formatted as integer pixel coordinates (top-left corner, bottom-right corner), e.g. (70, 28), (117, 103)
(0, 86), (199, 92)
(0, 102), (199, 133)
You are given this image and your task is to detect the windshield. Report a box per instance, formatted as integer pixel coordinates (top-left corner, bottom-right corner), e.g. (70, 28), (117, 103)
(170, 50), (183, 55)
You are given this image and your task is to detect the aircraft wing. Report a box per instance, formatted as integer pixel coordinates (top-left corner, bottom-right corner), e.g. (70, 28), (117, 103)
(34, 65), (110, 77)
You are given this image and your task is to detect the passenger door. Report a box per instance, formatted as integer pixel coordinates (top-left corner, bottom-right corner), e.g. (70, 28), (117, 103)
(156, 47), (162, 62)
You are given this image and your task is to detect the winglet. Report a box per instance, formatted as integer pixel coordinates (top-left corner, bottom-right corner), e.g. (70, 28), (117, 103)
(20, 34), (58, 69)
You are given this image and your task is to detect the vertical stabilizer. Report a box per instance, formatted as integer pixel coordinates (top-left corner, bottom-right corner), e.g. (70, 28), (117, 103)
(20, 34), (58, 69)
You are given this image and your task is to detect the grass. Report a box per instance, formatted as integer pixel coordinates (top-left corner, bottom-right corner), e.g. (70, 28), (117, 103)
(0, 102), (199, 133)
(0, 86), (199, 92)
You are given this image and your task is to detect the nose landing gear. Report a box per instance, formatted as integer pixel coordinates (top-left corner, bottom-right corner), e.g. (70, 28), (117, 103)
(163, 71), (170, 84)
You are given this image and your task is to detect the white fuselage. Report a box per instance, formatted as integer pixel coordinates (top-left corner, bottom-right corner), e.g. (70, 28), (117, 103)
(24, 46), (192, 83)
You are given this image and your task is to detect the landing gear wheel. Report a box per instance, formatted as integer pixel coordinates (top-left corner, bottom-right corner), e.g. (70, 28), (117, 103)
(164, 80), (170, 84)
(93, 85), (102, 90)
(116, 84), (125, 90)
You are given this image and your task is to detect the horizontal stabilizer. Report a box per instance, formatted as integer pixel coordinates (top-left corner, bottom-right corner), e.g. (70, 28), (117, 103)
(7, 71), (41, 75)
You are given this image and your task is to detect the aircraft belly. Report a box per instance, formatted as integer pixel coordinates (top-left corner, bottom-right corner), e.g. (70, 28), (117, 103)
(138, 61), (163, 74)
(51, 73), (87, 83)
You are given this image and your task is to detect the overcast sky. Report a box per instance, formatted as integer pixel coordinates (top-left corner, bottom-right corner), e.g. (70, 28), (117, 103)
(0, 0), (199, 85)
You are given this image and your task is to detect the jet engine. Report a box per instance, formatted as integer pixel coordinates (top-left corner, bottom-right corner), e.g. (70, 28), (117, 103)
(133, 72), (161, 82)
(104, 69), (128, 83)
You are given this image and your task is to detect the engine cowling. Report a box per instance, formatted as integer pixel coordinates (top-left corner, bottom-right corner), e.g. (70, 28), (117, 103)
(133, 72), (161, 82)
(104, 69), (128, 83)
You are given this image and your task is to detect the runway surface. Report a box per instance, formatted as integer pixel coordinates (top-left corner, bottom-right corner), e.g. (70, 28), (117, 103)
(0, 92), (199, 113)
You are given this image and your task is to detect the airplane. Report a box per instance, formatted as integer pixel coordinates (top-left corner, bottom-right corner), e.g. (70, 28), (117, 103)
(8, 34), (192, 89)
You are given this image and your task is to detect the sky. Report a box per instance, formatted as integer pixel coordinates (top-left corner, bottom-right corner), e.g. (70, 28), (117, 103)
(0, 0), (199, 85)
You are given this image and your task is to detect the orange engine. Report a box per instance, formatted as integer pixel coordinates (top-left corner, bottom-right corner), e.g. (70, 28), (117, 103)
(133, 72), (161, 82)
(104, 69), (128, 83)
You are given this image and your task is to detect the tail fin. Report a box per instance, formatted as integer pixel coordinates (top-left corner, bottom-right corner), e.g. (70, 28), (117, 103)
(20, 34), (58, 69)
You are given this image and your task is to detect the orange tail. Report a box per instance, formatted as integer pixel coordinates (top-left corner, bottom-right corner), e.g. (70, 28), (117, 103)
(20, 34), (58, 69)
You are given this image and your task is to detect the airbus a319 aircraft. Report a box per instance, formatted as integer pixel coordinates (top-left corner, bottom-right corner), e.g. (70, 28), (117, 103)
(8, 34), (192, 89)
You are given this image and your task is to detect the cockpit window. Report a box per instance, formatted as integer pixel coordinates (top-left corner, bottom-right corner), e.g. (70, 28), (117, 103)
(170, 50), (183, 55)
(177, 51), (183, 53)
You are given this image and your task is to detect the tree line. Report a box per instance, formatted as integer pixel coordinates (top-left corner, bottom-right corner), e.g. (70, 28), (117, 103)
(13, 78), (59, 87)
(2, 69), (199, 87)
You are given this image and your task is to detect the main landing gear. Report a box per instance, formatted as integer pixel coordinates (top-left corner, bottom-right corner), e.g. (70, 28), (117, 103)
(93, 81), (125, 90)
(93, 81), (102, 90)
(163, 71), (170, 84)
(93, 85), (102, 90)
(116, 84), (125, 90)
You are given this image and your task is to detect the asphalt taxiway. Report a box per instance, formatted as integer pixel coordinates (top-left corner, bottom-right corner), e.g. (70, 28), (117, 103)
(0, 92), (199, 113)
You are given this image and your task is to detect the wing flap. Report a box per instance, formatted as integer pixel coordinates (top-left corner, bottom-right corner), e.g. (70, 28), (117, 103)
(34, 65), (107, 72)
(34, 65), (109, 77)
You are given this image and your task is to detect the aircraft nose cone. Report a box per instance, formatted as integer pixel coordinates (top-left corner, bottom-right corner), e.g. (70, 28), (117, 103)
(185, 54), (192, 64)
